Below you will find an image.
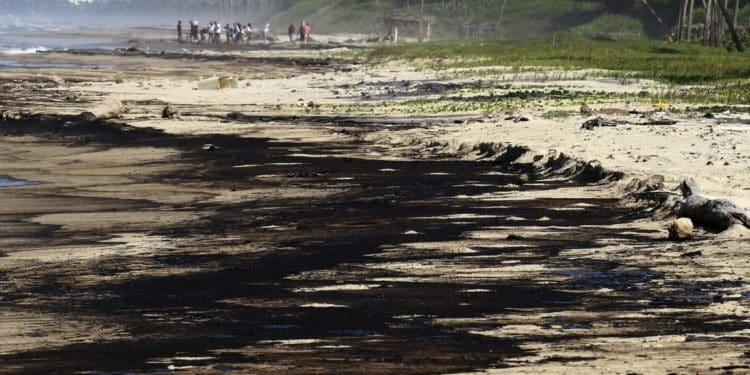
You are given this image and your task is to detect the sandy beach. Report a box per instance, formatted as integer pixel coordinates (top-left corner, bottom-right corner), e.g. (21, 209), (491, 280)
(0, 28), (748, 373)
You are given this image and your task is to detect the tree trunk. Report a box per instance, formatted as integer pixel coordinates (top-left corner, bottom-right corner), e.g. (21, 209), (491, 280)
(678, 0), (686, 41)
(688, 0), (695, 41)
(713, 0), (721, 46)
(683, 0), (691, 40)
(705, 0), (713, 45)
(79, 98), (124, 122)
(717, 0), (745, 50)
(718, 0), (727, 41)
(640, 0), (664, 24)
(678, 178), (750, 231)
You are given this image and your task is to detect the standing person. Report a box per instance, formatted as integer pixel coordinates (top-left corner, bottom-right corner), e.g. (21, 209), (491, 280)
(225, 24), (232, 44)
(303, 22), (312, 44)
(262, 23), (270, 44)
(190, 20), (199, 44)
(213, 22), (221, 44)
(234, 22), (242, 43)
(177, 20), (182, 43)
(200, 26), (209, 43)
(203, 23), (208, 43)
(288, 21), (296, 43)
(299, 21), (306, 43)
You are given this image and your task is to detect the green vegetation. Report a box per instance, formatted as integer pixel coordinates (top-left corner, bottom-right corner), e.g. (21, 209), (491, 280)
(371, 36), (750, 84)
(271, 0), (392, 34)
(658, 82), (750, 105)
(571, 13), (647, 38)
(306, 88), (644, 116)
(267, 0), (750, 40)
(270, 0), (638, 39)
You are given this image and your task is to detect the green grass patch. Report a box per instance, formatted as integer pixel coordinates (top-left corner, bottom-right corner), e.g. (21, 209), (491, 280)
(657, 82), (750, 105)
(571, 13), (646, 39)
(325, 88), (643, 116)
(371, 36), (750, 85)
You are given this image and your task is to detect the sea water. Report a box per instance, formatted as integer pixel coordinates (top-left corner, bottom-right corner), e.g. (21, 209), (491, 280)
(0, 175), (39, 188)
(0, 34), (116, 55)
(0, 22), (118, 68)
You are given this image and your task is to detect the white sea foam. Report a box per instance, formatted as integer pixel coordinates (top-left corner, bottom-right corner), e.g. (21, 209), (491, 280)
(0, 46), (48, 55)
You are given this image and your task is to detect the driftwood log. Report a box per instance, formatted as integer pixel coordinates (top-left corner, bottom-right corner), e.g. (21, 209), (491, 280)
(79, 98), (125, 122)
(582, 117), (677, 130)
(582, 117), (622, 130)
(678, 178), (750, 231)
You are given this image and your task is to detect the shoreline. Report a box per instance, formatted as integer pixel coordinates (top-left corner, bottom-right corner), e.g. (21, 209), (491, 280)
(2, 40), (748, 224)
(4, 41), (749, 214)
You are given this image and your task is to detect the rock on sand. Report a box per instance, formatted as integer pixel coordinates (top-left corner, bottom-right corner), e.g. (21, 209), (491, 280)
(669, 218), (694, 241)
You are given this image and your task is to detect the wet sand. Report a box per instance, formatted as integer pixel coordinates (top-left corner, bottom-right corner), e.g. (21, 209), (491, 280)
(0, 33), (749, 374)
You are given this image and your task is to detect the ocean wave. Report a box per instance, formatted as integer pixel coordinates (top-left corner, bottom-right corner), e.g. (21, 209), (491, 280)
(0, 46), (49, 55)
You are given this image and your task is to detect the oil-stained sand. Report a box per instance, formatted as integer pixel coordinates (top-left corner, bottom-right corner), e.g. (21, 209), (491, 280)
(0, 113), (747, 374)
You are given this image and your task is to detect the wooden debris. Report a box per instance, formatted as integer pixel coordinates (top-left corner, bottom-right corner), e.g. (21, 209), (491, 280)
(581, 117), (623, 130)
(79, 98), (124, 122)
(678, 177), (750, 231)
(582, 117), (677, 130)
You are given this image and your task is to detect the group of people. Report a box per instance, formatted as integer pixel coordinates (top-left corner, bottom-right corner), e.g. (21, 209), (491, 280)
(287, 21), (313, 44)
(178, 20), (272, 44)
(177, 19), (312, 46)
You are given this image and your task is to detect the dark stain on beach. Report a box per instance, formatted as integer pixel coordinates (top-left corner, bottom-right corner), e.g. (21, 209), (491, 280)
(0, 116), (746, 374)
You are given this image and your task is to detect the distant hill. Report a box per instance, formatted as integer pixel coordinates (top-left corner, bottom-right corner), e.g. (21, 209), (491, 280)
(269, 0), (641, 39)
(269, 0), (750, 40)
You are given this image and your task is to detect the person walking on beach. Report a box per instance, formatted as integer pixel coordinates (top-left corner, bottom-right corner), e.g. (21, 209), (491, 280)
(189, 20), (199, 43)
(262, 23), (270, 44)
(214, 21), (223, 44)
(303, 22), (312, 44)
(288, 22), (296, 43)
(177, 20), (182, 43)
(234, 22), (243, 43)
